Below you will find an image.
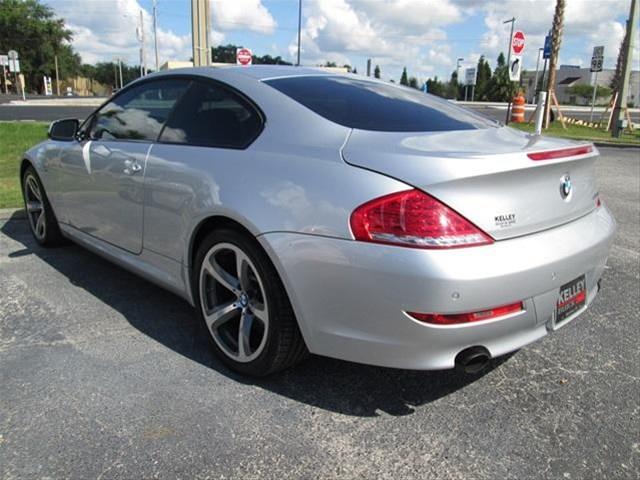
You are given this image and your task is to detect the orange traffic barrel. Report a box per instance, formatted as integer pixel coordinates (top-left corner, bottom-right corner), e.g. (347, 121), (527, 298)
(511, 93), (525, 123)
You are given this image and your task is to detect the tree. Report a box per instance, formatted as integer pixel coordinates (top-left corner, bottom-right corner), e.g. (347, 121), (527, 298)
(400, 67), (409, 86)
(352, 67), (357, 74)
(485, 52), (516, 102)
(426, 76), (446, 97)
(446, 70), (461, 99)
(211, 45), (292, 65)
(80, 62), (142, 88)
(408, 76), (419, 89)
(474, 55), (492, 101)
(544, 0), (565, 127)
(0, 0), (81, 92)
(374, 65), (381, 79)
(567, 84), (612, 103)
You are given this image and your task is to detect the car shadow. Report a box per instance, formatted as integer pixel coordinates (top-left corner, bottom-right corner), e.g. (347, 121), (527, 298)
(1, 212), (512, 417)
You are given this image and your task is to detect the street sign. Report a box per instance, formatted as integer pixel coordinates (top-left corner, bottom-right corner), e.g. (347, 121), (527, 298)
(0, 55), (7, 66)
(509, 55), (522, 81)
(511, 31), (526, 56)
(590, 45), (604, 72)
(464, 67), (477, 86)
(8, 59), (20, 73)
(236, 48), (252, 66)
(543, 35), (552, 59)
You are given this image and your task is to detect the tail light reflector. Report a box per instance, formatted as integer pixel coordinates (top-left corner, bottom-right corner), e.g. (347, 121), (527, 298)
(408, 302), (524, 325)
(527, 145), (593, 161)
(350, 189), (493, 249)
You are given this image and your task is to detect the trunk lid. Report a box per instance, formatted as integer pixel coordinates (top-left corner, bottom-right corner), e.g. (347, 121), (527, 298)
(342, 126), (599, 240)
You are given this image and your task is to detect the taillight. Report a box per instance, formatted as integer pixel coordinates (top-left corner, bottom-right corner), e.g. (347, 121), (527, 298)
(527, 145), (593, 161)
(408, 302), (524, 325)
(595, 195), (602, 208)
(350, 189), (493, 249)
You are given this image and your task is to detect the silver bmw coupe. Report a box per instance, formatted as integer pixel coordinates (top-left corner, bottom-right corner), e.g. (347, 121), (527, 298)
(21, 66), (616, 376)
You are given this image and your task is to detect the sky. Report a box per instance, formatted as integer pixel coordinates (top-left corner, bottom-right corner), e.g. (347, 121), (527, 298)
(46, 0), (638, 84)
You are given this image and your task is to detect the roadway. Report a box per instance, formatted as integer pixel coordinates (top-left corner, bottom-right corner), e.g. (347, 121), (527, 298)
(1, 97), (638, 124)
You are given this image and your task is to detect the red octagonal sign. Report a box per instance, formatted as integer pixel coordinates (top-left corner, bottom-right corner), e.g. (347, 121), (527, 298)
(511, 31), (525, 55)
(236, 48), (253, 66)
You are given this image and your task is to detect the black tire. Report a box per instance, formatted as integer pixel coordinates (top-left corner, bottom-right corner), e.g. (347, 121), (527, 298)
(193, 228), (308, 376)
(21, 166), (65, 247)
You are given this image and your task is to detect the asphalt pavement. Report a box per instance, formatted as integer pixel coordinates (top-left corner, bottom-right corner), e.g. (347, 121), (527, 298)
(0, 148), (639, 479)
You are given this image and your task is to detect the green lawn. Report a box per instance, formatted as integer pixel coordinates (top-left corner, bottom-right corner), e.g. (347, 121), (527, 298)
(509, 121), (640, 145)
(0, 122), (48, 208)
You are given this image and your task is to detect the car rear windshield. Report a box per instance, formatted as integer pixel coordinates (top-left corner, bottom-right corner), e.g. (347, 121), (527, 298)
(264, 76), (496, 132)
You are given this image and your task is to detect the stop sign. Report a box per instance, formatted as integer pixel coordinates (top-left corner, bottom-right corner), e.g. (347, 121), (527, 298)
(236, 48), (253, 66)
(511, 31), (525, 55)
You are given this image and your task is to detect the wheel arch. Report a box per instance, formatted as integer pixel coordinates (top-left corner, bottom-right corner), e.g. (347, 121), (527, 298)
(185, 214), (312, 346)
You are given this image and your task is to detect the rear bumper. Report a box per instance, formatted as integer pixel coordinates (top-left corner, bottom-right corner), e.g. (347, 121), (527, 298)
(259, 206), (616, 370)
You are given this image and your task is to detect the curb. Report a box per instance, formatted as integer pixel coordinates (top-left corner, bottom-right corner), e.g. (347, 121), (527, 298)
(0, 208), (25, 220)
(592, 141), (640, 149)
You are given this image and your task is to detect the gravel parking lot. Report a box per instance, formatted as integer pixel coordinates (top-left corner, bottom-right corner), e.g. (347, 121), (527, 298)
(1, 147), (638, 479)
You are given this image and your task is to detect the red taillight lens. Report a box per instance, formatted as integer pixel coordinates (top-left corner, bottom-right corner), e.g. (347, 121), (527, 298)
(408, 302), (524, 325)
(350, 189), (493, 249)
(527, 145), (593, 161)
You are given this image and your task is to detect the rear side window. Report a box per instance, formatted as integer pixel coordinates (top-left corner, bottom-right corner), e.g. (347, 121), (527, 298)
(90, 79), (190, 141)
(160, 81), (262, 148)
(265, 76), (496, 132)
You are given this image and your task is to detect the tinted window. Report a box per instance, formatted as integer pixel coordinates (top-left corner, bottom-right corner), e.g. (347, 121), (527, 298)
(159, 81), (262, 148)
(90, 79), (190, 141)
(265, 76), (496, 132)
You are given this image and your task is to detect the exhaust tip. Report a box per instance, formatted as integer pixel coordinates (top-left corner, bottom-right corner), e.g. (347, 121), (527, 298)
(455, 346), (491, 374)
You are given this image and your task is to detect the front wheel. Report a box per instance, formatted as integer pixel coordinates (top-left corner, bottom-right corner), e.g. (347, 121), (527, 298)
(193, 228), (307, 376)
(22, 166), (65, 246)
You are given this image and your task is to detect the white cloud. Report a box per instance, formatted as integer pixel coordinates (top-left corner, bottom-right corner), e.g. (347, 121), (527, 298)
(290, 0), (463, 81)
(478, 0), (629, 69)
(47, 0), (275, 67)
(212, 0), (277, 34)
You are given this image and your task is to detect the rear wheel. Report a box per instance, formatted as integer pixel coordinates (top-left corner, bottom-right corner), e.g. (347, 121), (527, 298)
(193, 228), (307, 376)
(22, 166), (64, 246)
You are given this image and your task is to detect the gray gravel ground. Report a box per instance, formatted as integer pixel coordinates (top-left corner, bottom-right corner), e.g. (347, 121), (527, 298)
(0, 147), (638, 479)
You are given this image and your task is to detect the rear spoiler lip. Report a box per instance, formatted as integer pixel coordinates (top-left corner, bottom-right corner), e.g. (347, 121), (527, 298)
(527, 144), (595, 161)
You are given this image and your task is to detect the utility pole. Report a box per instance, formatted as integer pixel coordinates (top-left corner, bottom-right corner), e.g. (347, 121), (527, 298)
(153, 0), (159, 71)
(113, 61), (118, 89)
(138, 10), (146, 76)
(612, 0), (638, 137)
(118, 58), (123, 88)
(296, 0), (302, 66)
(503, 17), (515, 124)
(544, 0), (565, 128)
(54, 55), (60, 96)
(191, 0), (211, 67)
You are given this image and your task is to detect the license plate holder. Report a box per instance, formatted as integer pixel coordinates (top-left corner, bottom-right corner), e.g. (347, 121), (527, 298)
(556, 274), (587, 324)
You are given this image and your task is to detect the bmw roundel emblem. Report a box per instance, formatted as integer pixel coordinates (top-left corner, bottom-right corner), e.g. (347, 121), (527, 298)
(560, 174), (572, 199)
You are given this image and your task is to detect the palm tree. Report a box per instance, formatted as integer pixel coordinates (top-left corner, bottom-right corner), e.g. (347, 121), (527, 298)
(544, 0), (565, 127)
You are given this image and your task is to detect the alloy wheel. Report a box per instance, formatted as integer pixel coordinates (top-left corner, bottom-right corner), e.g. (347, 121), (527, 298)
(199, 242), (269, 363)
(24, 173), (46, 241)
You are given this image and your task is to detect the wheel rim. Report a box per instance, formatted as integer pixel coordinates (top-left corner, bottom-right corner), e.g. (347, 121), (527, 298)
(199, 242), (269, 363)
(24, 174), (46, 241)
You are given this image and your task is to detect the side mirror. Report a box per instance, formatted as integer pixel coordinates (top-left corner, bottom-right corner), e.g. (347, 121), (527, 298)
(48, 118), (79, 141)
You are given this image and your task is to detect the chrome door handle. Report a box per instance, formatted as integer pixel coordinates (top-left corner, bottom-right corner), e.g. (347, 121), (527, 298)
(123, 159), (142, 175)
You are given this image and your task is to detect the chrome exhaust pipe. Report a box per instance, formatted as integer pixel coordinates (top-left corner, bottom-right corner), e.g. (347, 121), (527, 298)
(455, 346), (491, 374)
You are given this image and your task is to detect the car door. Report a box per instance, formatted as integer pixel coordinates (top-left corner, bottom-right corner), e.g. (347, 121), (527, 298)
(57, 78), (190, 254)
